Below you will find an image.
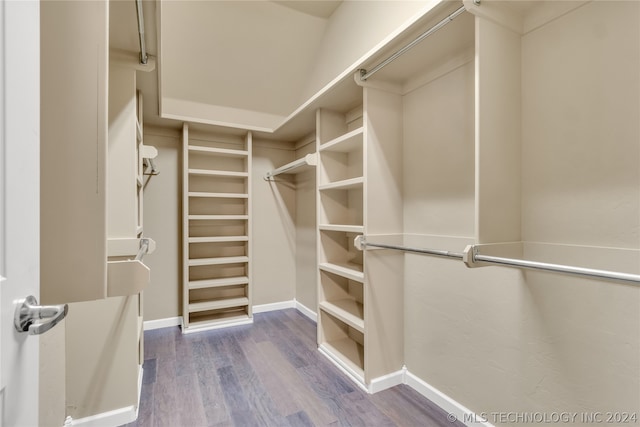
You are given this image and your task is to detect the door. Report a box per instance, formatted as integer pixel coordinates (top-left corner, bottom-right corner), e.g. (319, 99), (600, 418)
(0, 0), (41, 425)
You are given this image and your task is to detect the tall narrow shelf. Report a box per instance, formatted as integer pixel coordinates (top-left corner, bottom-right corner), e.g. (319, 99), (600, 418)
(316, 85), (404, 391)
(316, 107), (368, 383)
(182, 123), (252, 332)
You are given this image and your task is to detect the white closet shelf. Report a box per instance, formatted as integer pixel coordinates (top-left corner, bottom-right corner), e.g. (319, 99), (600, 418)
(188, 256), (249, 267)
(319, 224), (364, 233)
(188, 296), (249, 313)
(188, 169), (249, 178)
(188, 215), (249, 221)
(319, 262), (364, 283)
(188, 192), (248, 199)
(188, 145), (248, 158)
(319, 127), (364, 153)
(321, 338), (364, 378)
(188, 236), (249, 243)
(319, 299), (364, 333)
(188, 276), (249, 290)
(319, 177), (364, 191)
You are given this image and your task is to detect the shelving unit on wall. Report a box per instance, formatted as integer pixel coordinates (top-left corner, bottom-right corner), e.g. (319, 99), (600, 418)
(315, 99), (404, 390)
(182, 123), (253, 332)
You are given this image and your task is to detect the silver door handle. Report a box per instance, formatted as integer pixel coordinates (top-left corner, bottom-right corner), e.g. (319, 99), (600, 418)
(14, 295), (68, 335)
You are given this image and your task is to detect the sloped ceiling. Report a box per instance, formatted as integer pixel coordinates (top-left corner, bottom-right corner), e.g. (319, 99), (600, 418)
(159, 0), (338, 131)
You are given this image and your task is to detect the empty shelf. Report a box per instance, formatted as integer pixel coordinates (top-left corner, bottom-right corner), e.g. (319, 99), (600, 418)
(188, 192), (248, 199)
(188, 145), (248, 157)
(321, 338), (364, 379)
(188, 169), (248, 178)
(188, 215), (248, 221)
(188, 296), (249, 313)
(319, 299), (364, 333)
(188, 276), (249, 290)
(319, 262), (364, 282)
(319, 127), (364, 153)
(319, 224), (364, 233)
(319, 177), (363, 191)
(189, 236), (248, 243)
(189, 256), (249, 266)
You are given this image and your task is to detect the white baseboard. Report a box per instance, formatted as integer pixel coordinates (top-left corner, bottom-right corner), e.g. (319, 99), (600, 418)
(294, 300), (317, 322)
(404, 371), (494, 427)
(369, 368), (404, 394)
(64, 406), (137, 427)
(143, 316), (182, 331)
(181, 317), (253, 334)
(252, 300), (296, 313)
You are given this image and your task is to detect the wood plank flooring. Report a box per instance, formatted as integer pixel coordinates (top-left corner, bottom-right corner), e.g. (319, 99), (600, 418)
(124, 309), (463, 427)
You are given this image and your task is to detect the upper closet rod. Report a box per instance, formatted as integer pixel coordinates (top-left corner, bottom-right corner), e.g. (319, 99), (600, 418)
(359, 3), (469, 81)
(264, 153), (317, 181)
(136, 0), (148, 65)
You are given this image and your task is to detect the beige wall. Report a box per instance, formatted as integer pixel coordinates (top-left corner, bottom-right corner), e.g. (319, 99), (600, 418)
(295, 139), (318, 312)
(402, 1), (639, 421)
(142, 127), (182, 320)
(252, 142), (297, 305)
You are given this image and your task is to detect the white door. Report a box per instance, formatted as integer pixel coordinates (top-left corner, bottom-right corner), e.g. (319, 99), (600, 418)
(0, 0), (42, 425)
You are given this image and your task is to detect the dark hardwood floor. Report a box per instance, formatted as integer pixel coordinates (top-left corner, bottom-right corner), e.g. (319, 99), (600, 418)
(123, 309), (462, 427)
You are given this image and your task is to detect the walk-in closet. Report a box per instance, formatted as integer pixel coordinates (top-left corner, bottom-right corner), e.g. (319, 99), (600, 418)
(21, 0), (639, 426)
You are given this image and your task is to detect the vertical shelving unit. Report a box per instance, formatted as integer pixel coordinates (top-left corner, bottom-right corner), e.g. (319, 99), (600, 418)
(316, 107), (367, 382)
(182, 123), (252, 332)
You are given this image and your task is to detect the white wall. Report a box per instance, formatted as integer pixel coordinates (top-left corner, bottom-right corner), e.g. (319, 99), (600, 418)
(252, 142), (297, 305)
(402, 1), (640, 420)
(141, 127), (182, 321)
(295, 139), (318, 311)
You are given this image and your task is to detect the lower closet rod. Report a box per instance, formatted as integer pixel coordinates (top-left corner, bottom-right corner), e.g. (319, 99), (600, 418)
(357, 238), (464, 260)
(471, 251), (640, 285)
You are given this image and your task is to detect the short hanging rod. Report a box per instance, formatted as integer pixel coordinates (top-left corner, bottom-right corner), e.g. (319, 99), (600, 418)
(359, 5), (467, 81)
(135, 0), (148, 65)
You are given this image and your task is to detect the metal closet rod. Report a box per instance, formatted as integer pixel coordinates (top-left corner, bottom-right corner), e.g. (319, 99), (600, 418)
(472, 252), (640, 285)
(359, 238), (640, 285)
(359, 4), (468, 81)
(361, 241), (464, 260)
(136, 0), (148, 65)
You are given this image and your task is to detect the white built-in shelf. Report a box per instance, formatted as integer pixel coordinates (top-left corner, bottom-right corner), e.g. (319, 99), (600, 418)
(188, 192), (248, 199)
(188, 276), (249, 290)
(188, 169), (249, 178)
(319, 224), (364, 233)
(188, 296), (250, 313)
(321, 338), (365, 379)
(188, 215), (249, 221)
(319, 177), (364, 191)
(319, 261), (364, 283)
(188, 236), (249, 244)
(188, 312), (250, 330)
(319, 127), (364, 153)
(188, 145), (248, 158)
(188, 256), (249, 267)
(264, 153), (317, 180)
(319, 299), (364, 333)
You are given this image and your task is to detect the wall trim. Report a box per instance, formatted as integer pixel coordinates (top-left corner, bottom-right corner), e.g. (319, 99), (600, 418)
(404, 370), (494, 427)
(294, 300), (317, 322)
(369, 368), (405, 394)
(252, 300), (296, 313)
(143, 316), (182, 331)
(64, 406), (136, 427)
